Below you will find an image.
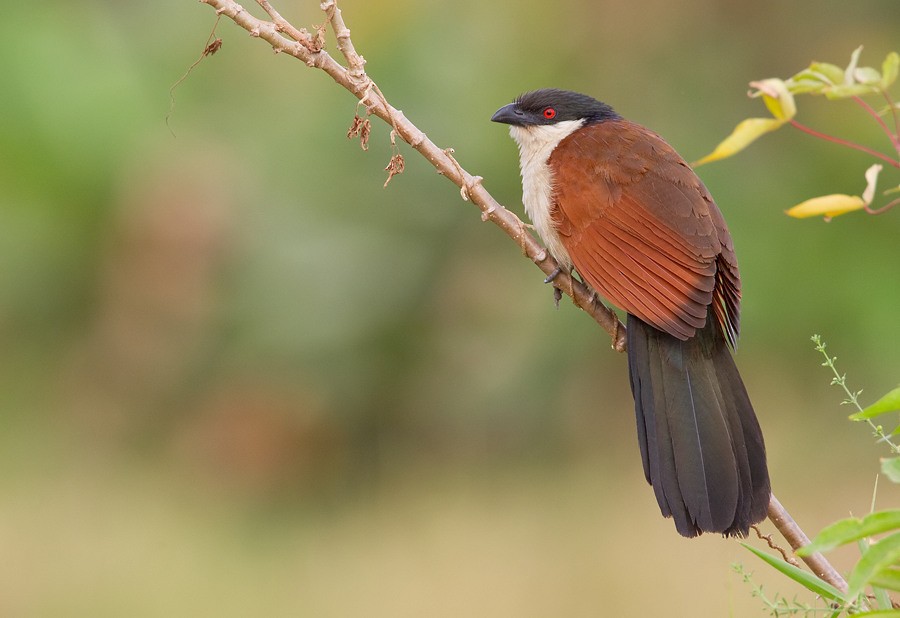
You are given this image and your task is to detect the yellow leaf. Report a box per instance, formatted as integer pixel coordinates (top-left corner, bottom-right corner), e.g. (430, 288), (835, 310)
(693, 117), (786, 166)
(786, 194), (866, 219)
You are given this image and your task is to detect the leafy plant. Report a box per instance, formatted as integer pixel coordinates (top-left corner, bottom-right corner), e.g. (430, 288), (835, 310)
(695, 47), (900, 220)
(740, 336), (900, 616)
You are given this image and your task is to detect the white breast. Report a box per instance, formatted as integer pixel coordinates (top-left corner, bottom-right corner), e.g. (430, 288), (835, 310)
(508, 120), (584, 269)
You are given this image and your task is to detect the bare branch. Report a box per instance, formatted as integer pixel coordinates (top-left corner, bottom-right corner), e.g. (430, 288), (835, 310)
(197, 0), (626, 349)
(767, 494), (849, 593)
(320, 0), (365, 76)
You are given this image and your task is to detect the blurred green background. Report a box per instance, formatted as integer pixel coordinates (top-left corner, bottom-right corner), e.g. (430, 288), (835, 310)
(1, 0), (898, 615)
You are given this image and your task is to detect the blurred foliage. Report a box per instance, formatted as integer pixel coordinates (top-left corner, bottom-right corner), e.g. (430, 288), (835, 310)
(0, 0), (899, 615)
(695, 47), (900, 219)
(742, 338), (900, 615)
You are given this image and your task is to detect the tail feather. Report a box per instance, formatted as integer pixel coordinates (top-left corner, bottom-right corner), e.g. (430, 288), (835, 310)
(627, 312), (769, 537)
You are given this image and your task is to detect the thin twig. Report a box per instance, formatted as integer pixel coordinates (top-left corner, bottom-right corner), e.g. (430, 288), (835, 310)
(853, 95), (900, 152)
(167, 14), (223, 135)
(812, 334), (900, 453)
(883, 90), (900, 145)
(788, 119), (900, 168)
(751, 523), (800, 567)
(866, 195), (900, 215)
(320, 0), (365, 75)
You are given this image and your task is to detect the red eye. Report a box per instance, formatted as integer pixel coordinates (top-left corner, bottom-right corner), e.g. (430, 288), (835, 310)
(543, 107), (556, 119)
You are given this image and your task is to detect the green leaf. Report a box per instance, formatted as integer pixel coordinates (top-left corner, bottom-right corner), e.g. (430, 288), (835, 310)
(693, 117), (786, 166)
(855, 66), (883, 85)
(809, 61), (846, 84)
(860, 538), (900, 609)
(847, 531), (900, 600)
(882, 458), (900, 483)
(798, 510), (900, 555)
(786, 71), (831, 94)
(874, 585), (894, 611)
(850, 387), (900, 420)
(871, 567), (900, 592)
(882, 52), (899, 89)
(852, 611), (900, 617)
(742, 543), (845, 602)
(825, 83), (882, 99)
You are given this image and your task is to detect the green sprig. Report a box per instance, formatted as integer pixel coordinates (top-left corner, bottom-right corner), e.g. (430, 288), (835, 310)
(812, 335), (900, 454)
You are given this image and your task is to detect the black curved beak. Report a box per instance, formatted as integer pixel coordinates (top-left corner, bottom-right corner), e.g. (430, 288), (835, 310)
(490, 103), (524, 126)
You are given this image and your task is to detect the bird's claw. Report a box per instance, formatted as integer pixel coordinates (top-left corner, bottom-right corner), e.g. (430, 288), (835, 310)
(543, 266), (563, 284)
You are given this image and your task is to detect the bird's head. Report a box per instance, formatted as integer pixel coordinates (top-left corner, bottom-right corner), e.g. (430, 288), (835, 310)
(491, 88), (619, 158)
(491, 88), (618, 127)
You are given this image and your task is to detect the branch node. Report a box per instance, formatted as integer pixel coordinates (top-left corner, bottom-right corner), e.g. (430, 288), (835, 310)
(460, 175), (483, 202)
(409, 130), (425, 149)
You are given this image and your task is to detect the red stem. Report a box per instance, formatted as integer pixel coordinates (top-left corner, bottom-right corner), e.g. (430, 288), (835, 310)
(865, 196), (900, 215)
(883, 90), (900, 147)
(853, 95), (900, 153)
(788, 120), (900, 168)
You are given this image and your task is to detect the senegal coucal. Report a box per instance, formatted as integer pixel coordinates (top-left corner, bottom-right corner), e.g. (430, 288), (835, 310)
(492, 89), (770, 537)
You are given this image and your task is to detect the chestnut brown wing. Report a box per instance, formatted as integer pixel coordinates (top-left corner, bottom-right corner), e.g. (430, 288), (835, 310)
(548, 119), (740, 342)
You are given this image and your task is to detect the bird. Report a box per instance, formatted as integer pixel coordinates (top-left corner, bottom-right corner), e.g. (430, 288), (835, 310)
(491, 88), (770, 537)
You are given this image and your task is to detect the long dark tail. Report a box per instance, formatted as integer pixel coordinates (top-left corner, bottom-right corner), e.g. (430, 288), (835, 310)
(626, 312), (770, 537)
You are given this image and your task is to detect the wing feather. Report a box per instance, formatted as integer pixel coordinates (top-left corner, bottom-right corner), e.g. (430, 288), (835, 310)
(549, 119), (741, 342)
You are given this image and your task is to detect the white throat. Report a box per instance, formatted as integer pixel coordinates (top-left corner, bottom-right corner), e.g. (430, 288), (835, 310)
(508, 120), (584, 269)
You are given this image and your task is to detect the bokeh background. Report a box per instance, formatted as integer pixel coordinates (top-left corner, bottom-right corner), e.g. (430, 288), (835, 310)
(1, 0), (899, 615)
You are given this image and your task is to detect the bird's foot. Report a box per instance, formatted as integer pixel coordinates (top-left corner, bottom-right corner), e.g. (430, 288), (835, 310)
(543, 265), (563, 284)
(543, 265), (569, 309)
